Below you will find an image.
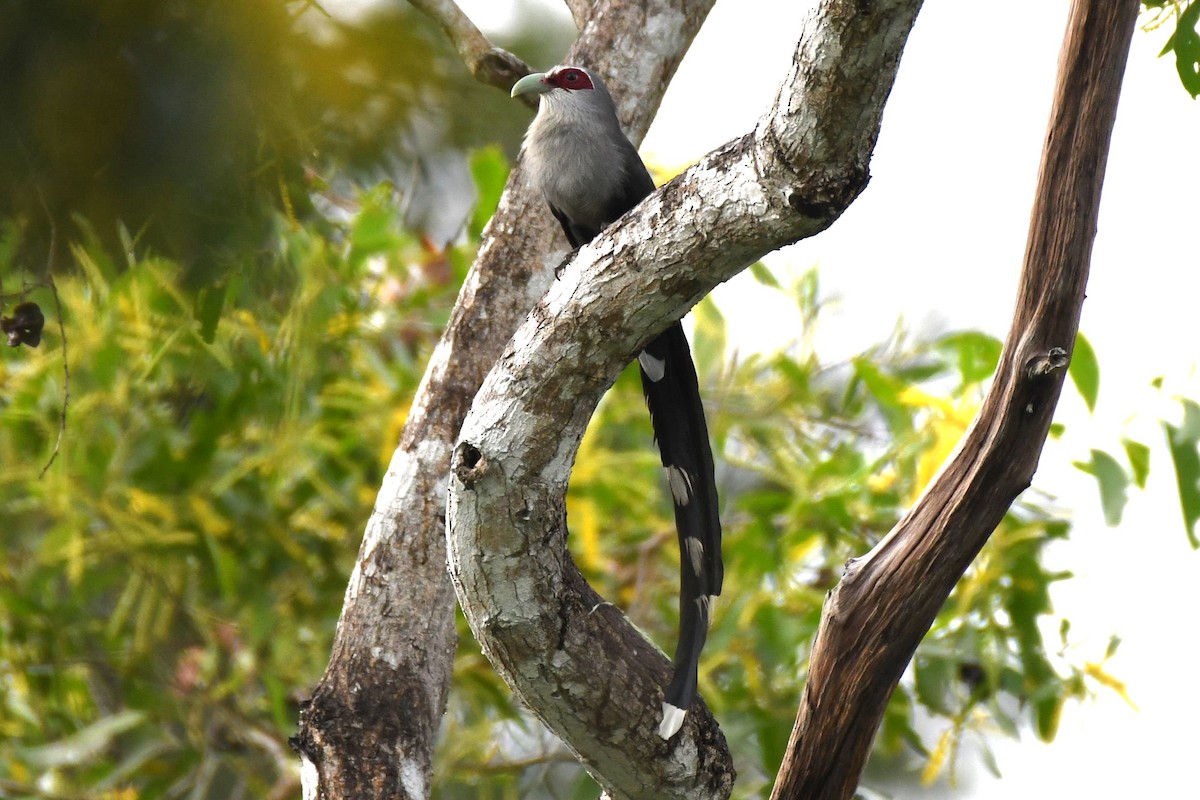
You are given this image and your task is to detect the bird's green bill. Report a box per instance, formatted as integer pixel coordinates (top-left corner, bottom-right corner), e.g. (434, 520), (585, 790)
(511, 72), (549, 98)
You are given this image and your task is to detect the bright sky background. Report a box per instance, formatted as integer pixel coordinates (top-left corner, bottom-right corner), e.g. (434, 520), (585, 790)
(360, 0), (1200, 794)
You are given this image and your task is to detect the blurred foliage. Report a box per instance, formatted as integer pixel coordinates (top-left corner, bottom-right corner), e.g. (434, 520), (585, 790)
(1, 151), (1126, 796)
(0, 3), (1194, 799)
(1083, 392), (1200, 549)
(499, 272), (1123, 799)
(0, 185), (468, 798)
(0, 145), (1174, 799)
(0, 0), (567, 285)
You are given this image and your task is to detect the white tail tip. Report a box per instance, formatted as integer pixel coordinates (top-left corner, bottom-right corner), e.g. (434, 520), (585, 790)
(639, 350), (667, 382)
(658, 703), (686, 739)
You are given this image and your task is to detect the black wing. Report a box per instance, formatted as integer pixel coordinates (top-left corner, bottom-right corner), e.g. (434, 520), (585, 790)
(549, 204), (592, 250)
(549, 149), (657, 249)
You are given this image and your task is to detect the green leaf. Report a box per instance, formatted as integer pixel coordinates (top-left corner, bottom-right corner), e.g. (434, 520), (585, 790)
(914, 655), (953, 715)
(1122, 438), (1151, 488)
(202, 531), (239, 605)
(748, 261), (781, 288)
(1164, 399), (1200, 548)
(937, 330), (1002, 386)
(691, 296), (727, 378)
(1168, 2), (1200, 97)
(348, 188), (402, 265)
(979, 740), (1004, 779)
(793, 267), (820, 322)
(851, 358), (909, 434)
(469, 146), (510, 237)
(1105, 634), (1122, 660)
(1035, 694), (1064, 742)
(1072, 449), (1129, 526)
(1068, 332), (1099, 413)
(195, 281), (227, 344)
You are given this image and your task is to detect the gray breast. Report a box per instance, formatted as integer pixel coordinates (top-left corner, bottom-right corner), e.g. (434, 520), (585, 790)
(523, 101), (629, 231)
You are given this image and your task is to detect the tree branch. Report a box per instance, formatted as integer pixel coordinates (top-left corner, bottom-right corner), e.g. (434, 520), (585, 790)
(445, 0), (923, 797)
(295, 2), (717, 799)
(563, 0), (592, 29)
(769, 1), (1140, 797)
(406, 0), (534, 97)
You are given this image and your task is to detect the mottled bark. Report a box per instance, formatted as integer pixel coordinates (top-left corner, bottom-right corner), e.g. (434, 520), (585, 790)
(293, 2), (716, 799)
(563, 0), (591, 30)
(445, 0), (924, 797)
(769, 1), (1140, 798)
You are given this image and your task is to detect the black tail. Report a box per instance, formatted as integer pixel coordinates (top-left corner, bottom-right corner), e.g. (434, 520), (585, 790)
(638, 321), (722, 739)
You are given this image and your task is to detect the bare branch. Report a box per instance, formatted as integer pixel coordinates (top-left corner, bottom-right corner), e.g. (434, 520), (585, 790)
(769, 1), (1141, 797)
(445, 0), (923, 797)
(407, 0), (535, 97)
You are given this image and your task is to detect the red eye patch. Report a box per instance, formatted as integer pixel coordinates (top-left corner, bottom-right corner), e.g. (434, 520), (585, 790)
(547, 67), (595, 91)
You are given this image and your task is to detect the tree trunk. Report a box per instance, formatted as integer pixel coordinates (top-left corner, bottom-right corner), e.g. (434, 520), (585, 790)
(769, 0), (1140, 797)
(293, 2), (716, 798)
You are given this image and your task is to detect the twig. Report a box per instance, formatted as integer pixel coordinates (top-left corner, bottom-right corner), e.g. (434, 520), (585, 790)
(29, 190), (68, 479)
(38, 275), (68, 478)
(11, 132), (70, 476)
(0, 778), (82, 800)
(406, 0), (537, 103)
(243, 726), (303, 800)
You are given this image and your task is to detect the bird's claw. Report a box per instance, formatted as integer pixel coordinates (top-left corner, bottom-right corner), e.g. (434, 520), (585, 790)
(554, 248), (581, 280)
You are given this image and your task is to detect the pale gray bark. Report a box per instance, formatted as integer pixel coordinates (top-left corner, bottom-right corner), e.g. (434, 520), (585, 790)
(294, 2), (717, 799)
(563, 0), (591, 30)
(445, 1), (925, 798)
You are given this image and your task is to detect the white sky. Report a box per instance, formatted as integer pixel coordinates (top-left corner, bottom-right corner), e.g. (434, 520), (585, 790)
(638, 4), (1200, 797)
(425, 0), (1200, 794)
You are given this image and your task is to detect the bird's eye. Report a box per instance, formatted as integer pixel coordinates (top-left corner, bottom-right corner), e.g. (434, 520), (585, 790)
(564, 71), (580, 83)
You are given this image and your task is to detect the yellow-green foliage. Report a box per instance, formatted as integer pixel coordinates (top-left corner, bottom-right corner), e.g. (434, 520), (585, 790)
(1, 196), (1113, 799)
(0, 194), (463, 797)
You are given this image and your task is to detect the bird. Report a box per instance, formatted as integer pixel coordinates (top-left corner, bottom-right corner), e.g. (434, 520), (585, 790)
(511, 65), (722, 740)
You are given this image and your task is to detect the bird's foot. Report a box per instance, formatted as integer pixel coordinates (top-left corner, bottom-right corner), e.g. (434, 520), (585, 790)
(555, 248), (581, 279)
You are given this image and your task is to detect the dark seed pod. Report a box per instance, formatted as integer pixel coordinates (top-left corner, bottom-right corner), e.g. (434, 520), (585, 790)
(2, 301), (45, 348)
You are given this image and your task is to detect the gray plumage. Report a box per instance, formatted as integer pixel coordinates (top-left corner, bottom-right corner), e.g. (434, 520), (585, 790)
(516, 67), (656, 244)
(512, 65), (722, 741)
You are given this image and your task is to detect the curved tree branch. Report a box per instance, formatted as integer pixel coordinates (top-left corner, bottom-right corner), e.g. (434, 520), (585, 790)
(295, 2), (717, 799)
(406, 0), (535, 98)
(769, 0), (1140, 797)
(445, 0), (923, 797)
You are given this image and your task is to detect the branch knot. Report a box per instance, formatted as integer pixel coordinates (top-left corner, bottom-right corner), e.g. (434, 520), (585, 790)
(453, 441), (488, 488)
(1025, 346), (1069, 379)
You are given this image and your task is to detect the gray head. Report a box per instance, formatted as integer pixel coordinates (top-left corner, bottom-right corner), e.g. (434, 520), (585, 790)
(511, 65), (645, 234)
(510, 65), (619, 121)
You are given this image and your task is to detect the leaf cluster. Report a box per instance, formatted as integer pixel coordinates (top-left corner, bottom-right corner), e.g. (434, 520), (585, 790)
(1144, 1), (1200, 97)
(0, 149), (1161, 799)
(0, 190), (466, 798)
(435, 267), (1124, 798)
